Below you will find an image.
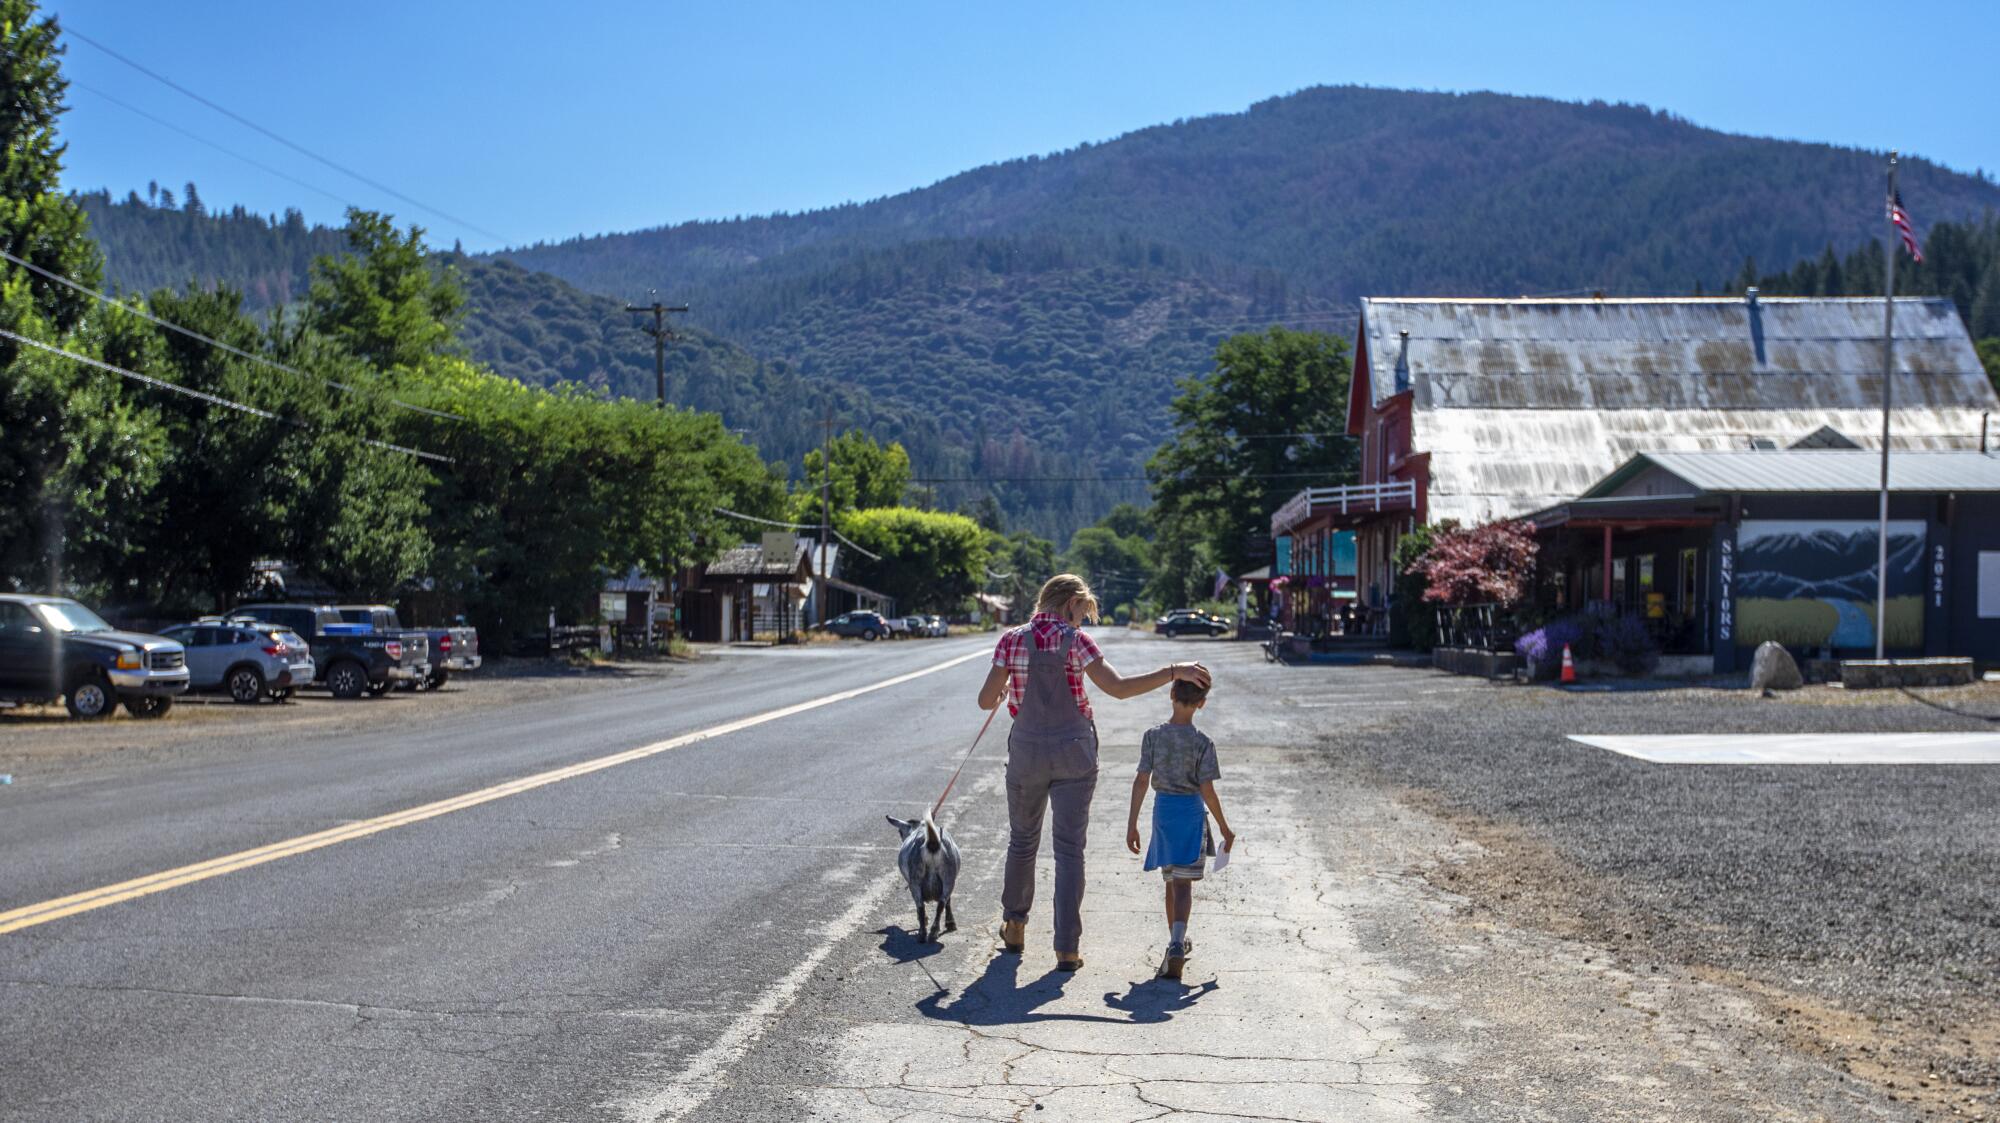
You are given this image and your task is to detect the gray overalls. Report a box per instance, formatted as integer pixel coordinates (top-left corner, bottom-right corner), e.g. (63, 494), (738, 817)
(1002, 626), (1099, 954)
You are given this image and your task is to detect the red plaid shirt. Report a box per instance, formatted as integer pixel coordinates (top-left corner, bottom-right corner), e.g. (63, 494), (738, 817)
(992, 613), (1103, 718)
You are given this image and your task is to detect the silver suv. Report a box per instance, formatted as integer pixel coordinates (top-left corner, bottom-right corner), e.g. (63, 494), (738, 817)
(160, 617), (317, 704)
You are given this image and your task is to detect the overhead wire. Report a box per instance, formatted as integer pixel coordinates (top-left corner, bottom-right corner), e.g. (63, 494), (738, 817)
(63, 26), (515, 247)
(0, 328), (450, 463)
(68, 79), (359, 211)
(709, 507), (883, 561)
(0, 248), (464, 423)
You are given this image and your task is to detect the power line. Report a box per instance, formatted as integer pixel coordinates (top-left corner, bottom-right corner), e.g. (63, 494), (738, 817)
(909, 470), (1342, 484)
(0, 248), (464, 423)
(68, 79), (358, 211)
(0, 328), (450, 463)
(710, 507), (881, 561)
(64, 27), (514, 247)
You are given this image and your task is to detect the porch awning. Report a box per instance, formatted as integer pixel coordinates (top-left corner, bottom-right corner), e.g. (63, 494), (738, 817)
(1527, 494), (1724, 531)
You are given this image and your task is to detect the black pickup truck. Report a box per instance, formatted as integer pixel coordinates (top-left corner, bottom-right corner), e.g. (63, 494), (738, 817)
(0, 594), (189, 718)
(334, 604), (480, 690)
(234, 603), (429, 699)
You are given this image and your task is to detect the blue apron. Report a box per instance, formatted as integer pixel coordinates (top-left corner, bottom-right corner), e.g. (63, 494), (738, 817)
(1142, 792), (1209, 871)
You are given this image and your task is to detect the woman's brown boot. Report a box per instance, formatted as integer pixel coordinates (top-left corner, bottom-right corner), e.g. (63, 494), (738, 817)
(999, 920), (1025, 953)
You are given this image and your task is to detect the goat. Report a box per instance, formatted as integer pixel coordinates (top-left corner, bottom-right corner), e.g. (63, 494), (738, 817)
(886, 813), (961, 944)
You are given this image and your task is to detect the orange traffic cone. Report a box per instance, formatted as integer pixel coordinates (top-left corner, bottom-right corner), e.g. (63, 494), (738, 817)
(1560, 643), (1577, 684)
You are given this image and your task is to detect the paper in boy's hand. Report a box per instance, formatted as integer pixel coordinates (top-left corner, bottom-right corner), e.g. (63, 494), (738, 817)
(1210, 839), (1231, 873)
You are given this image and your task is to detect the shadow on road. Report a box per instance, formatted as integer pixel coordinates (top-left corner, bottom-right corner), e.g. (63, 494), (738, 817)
(1102, 976), (1218, 1023)
(915, 953), (1126, 1027)
(876, 925), (946, 964)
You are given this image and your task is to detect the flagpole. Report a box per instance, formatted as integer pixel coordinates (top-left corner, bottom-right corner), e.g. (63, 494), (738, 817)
(1874, 151), (1898, 661)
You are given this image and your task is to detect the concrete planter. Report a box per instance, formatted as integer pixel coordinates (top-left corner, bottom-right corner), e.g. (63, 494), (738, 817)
(1431, 646), (1521, 679)
(1838, 657), (1975, 690)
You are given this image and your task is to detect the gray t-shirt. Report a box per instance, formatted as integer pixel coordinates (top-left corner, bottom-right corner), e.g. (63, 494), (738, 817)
(1137, 722), (1220, 794)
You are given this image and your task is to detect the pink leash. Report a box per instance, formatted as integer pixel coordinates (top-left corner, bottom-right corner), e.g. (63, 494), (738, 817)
(931, 704), (1001, 820)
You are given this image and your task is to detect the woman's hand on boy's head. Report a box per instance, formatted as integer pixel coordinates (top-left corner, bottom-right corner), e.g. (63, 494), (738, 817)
(1169, 662), (1212, 688)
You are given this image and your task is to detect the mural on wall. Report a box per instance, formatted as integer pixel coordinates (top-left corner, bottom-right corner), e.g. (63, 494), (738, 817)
(1734, 520), (1926, 649)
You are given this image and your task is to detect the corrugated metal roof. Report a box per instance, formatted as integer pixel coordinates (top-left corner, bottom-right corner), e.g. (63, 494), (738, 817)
(705, 538), (811, 578)
(1584, 450), (2000, 496)
(1354, 296), (1999, 523)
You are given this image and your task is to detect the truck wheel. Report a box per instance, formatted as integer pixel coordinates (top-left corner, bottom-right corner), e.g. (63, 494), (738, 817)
(327, 661), (368, 699)
(270, 688), (294, 703)
(125, 696), (172, 719)
(366, 680), (393, 697)
(65, 672), (114, 719)
(226, 665), (266, 704)
(426, 668), (450, 691)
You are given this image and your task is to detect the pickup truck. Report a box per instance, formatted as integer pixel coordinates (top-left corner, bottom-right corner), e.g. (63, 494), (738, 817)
(234, 603), (429, 699)
(0, 594), (189, 718)
(333, 604), (479, 690)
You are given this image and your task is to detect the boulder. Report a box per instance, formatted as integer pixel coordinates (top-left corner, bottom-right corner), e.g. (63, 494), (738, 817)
(1750, 641), (1803, 694)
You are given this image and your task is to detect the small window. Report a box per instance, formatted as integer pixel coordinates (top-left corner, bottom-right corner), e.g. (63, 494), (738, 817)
(0, 602), (35, 634)
(190, 626), (220, 647)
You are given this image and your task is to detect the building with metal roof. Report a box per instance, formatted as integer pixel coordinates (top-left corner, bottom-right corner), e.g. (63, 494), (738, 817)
(1527, 449), (2000, 674)
(1269, 293), (1999, 637)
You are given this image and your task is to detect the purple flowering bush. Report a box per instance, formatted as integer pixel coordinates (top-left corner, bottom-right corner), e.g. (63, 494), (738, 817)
(1515, 608), (1657, 678)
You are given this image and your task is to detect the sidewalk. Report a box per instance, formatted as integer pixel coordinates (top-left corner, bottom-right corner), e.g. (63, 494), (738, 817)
(800, 706), (1432, 1121)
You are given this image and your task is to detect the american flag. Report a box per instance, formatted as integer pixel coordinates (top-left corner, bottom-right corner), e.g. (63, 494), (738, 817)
(1889, 188), (1924, 263)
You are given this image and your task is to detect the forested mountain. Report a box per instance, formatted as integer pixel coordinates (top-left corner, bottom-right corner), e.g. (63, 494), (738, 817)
(75, 194), (1140, 539)
(503, 85), (2000, 307)
(75, 85), (2000, 540)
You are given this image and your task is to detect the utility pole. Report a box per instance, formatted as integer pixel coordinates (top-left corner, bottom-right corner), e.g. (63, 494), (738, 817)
(819, 409), (833, 626)
(624, 292), (689, 408)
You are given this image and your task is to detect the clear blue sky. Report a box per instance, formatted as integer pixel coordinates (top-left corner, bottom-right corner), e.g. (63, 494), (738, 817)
(48, 0), (2000, 254)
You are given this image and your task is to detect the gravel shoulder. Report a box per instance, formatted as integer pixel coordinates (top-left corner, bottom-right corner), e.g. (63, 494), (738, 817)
(0, 655), (692, 776)
(1321, 673), (2000, 1120)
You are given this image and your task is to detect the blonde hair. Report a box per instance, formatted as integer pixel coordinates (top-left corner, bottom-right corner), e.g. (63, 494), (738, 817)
(1035, 573), (1099, 621)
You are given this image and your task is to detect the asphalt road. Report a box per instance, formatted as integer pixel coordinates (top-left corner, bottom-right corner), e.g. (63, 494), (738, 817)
(4, 631), (1995, 1121)
(0, 635), (1013, 1122)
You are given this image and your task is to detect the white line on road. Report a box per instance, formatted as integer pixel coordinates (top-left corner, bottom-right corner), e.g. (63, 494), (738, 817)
(0, 648), (991, 936)
(610, 768), (1007, 1123)
(1569, 732), (2000, 764)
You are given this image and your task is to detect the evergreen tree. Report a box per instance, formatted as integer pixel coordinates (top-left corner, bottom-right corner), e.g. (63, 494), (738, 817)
(0, 0), (161, 593)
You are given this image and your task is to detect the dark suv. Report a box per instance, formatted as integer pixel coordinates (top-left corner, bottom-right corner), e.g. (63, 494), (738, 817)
(235, 603), (429, 698)
(824, 611), (890, 641)
(0, 595), (189, 718)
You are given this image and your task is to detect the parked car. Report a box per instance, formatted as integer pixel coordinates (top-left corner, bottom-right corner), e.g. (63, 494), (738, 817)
(882, 615), (910, 638)
(824, 611), (890, 641)
(333, 604), (479, 690)
(901, 615), (928, 638)
(234, 603), (429, 698)
(0, 595), (188, 718)
(923, 614), (948, 637)
(159, 617), (315, 703)
(1155, 609), (1230, 637)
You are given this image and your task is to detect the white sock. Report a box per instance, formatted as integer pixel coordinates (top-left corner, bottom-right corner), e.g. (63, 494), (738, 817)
(1169, 921), (1187, 946)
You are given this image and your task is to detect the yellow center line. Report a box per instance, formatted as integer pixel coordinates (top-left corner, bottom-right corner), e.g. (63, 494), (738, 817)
(0, 648), (990, 936)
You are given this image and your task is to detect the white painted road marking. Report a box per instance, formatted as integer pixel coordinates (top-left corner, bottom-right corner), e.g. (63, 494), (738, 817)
(611, 766), (1007, 1123)
(0, 648), (990, 936)
(1569, 732), (2000, 764)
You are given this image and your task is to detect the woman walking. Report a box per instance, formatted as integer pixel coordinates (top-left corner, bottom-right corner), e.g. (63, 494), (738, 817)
(976, 574), (1210, 970)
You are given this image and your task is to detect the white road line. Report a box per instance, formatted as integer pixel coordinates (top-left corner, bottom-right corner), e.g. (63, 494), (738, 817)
(1569, 732), (2000, 764)
(611, 768), (1006, 1123)
(611, 858), (903, 1123)
(0, 648), (991, 936)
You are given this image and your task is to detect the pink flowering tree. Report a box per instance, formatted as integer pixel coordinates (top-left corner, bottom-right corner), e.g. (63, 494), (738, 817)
(1407, 519), (1538, 606)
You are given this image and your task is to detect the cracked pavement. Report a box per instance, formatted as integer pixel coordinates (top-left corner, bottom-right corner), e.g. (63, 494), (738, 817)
(2, 633), (1965, 1120)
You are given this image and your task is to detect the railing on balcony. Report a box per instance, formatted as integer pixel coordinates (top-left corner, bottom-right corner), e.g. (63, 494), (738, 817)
(1271, 479), (1418, 536)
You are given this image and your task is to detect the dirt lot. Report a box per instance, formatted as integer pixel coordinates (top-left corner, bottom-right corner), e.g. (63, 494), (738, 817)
(0, 655), (685, 775)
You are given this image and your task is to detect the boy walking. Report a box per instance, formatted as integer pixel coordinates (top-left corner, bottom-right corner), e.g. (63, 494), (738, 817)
(1125, 676), (1235, 980)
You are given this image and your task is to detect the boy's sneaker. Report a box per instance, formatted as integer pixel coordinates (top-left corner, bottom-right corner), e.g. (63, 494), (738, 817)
(1160, 940), (1194, 980)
